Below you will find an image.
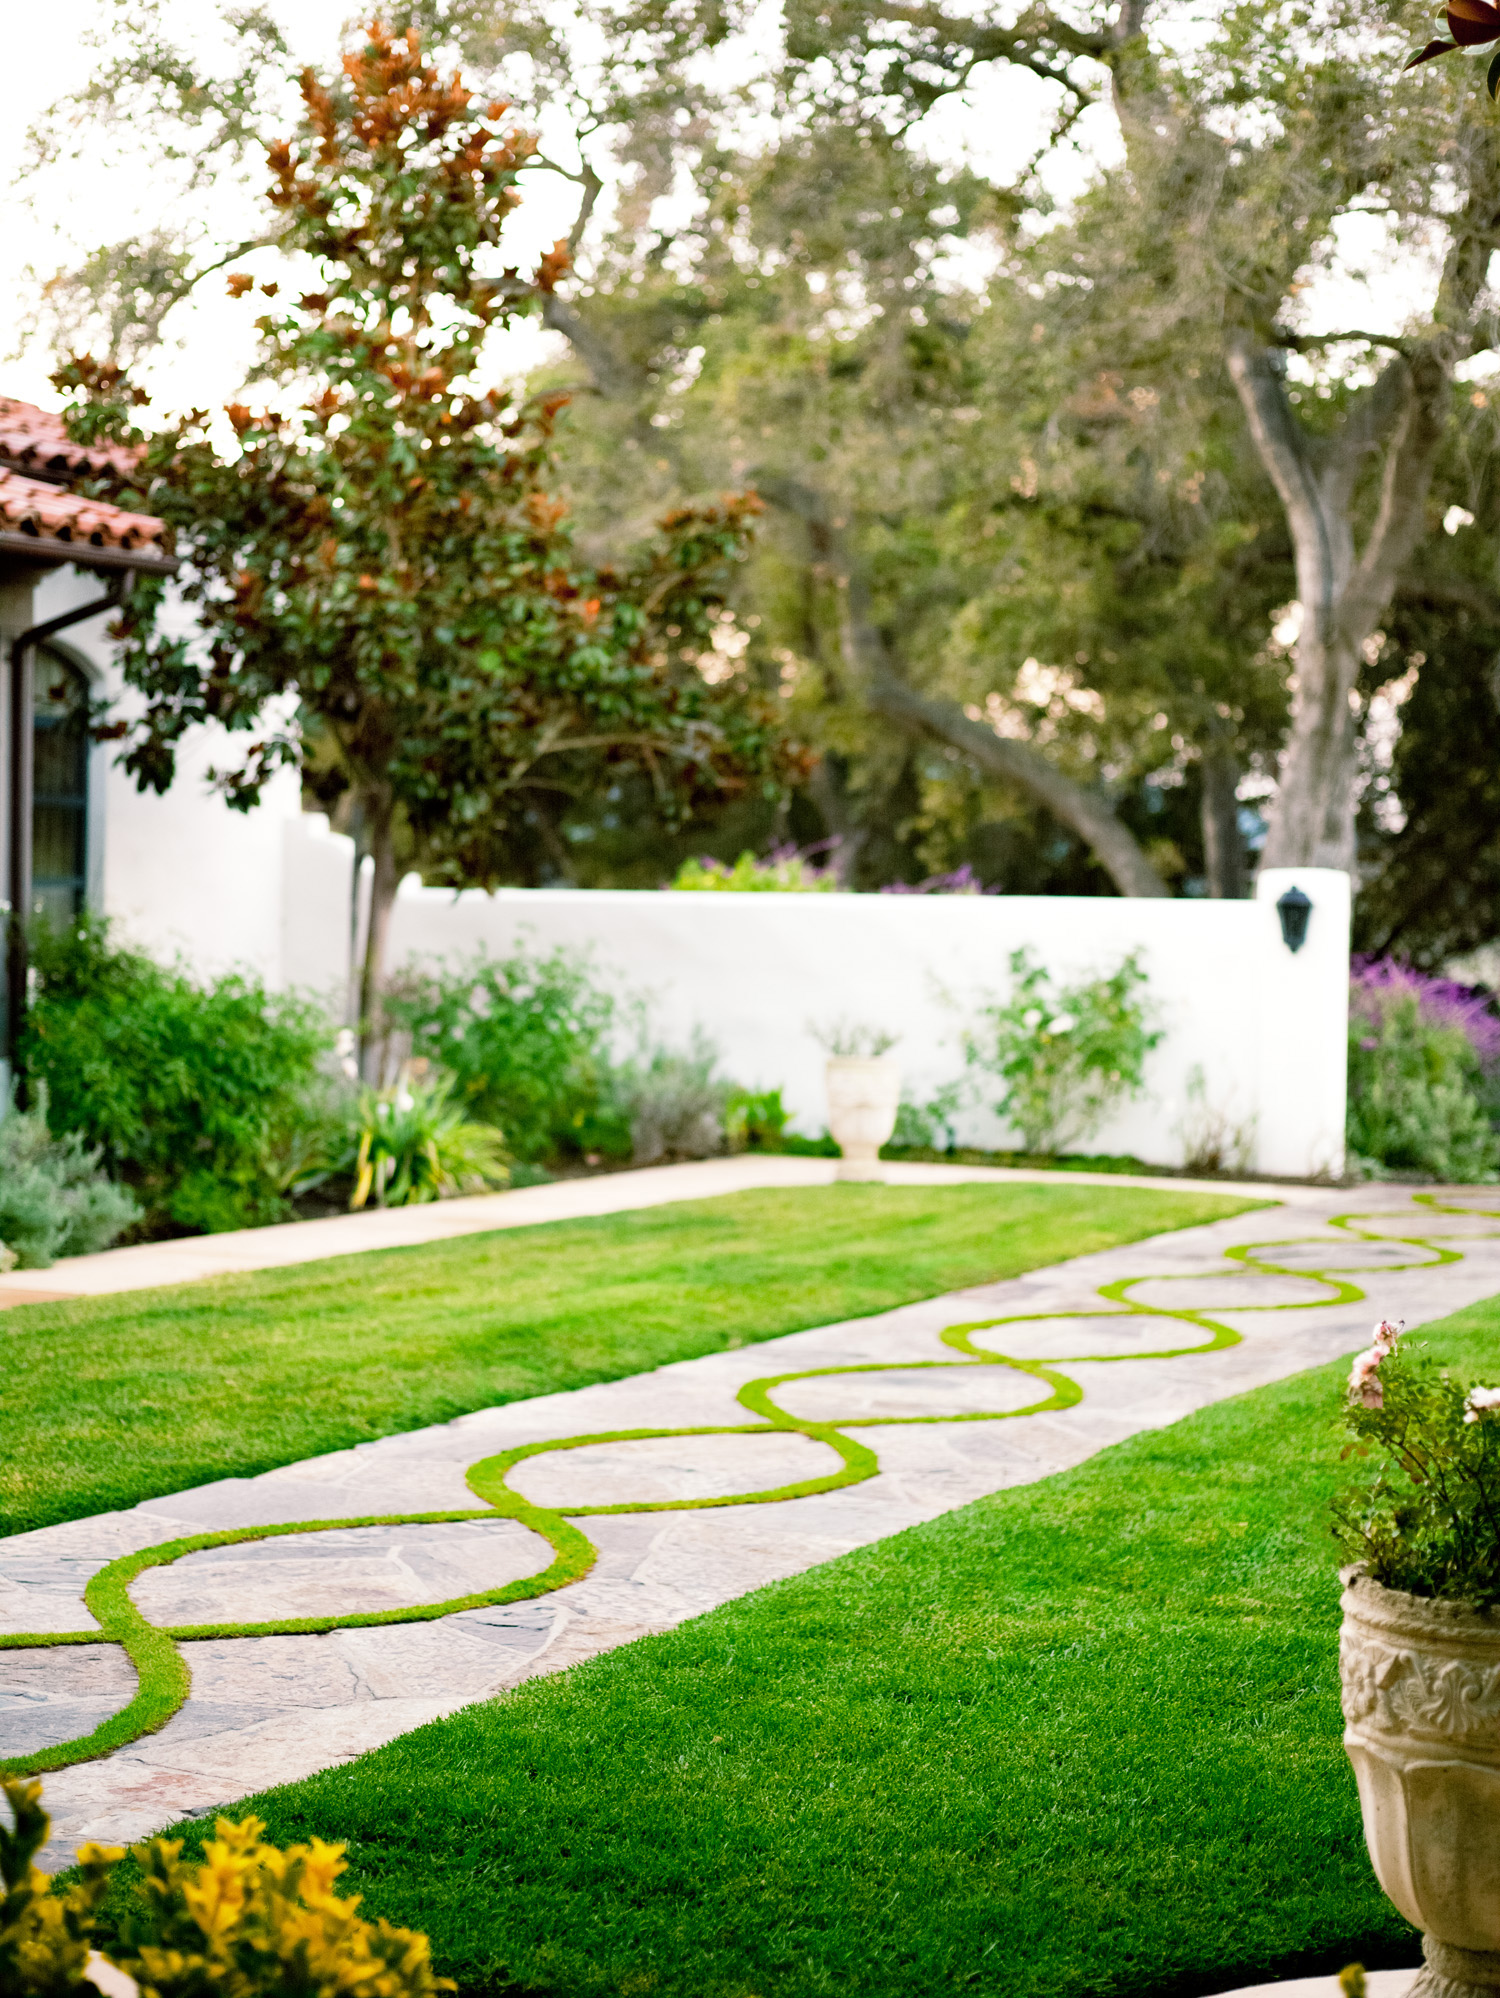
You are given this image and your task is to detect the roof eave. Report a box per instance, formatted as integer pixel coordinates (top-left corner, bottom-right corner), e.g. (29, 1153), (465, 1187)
(0, 530), (176, 577)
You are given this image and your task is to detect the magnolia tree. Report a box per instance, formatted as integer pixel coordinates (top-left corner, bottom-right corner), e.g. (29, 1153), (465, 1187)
(63, 24), (794, 1046)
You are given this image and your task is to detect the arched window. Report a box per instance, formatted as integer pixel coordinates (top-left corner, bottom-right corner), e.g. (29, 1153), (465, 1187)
(32, 645), (90, 924)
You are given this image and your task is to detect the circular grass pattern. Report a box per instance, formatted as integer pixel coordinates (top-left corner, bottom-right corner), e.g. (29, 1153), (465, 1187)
(0, 1191), (1482, 1776)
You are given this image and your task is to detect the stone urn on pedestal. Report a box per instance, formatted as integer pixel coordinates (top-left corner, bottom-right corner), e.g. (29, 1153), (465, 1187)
(824, 1056), (901, 1182)
(1342, 1566), (1500, 1998)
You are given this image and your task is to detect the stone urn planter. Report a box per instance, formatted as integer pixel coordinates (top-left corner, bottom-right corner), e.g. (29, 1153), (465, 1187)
(1341, 1565), (1500, 1997)
(825, 1057), (900, 1182)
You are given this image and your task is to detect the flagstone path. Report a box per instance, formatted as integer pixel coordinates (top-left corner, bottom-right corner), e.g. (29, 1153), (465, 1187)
(7, 1175), (1500, 1874)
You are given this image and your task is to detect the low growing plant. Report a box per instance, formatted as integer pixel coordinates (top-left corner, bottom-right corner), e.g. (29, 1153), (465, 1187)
(350, 1065), (510, 1209)
(381, 945), (622, 1165)
(612, 1031), (731, 1163)
(1333, 1318), (1500, 1607)
(1347, 958), (1500, 1182)
(0, 1776), (452, 1998)
(0, 1090), (139, 1268)
(724, 1086), (791, 1152)
(22, 916), (335, 1235)
(964, 949), (1161, 1156)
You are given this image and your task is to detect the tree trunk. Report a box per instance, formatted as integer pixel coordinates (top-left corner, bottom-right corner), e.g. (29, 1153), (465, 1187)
(1226, 336), (1450, 874)
(1200, 742), (1247, 898)
(357, 785), (399, 1080)
(806, 754), (870, 887)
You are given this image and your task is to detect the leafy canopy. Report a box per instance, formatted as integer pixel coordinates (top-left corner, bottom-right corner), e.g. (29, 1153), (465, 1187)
(60, 21), (797, 901)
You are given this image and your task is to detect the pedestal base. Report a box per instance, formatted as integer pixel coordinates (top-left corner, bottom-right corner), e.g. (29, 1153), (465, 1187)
(1407, 1935), (1500, 1998)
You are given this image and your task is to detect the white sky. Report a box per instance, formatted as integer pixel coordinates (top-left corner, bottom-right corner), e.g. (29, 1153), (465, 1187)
(1, 0), (1451, 418)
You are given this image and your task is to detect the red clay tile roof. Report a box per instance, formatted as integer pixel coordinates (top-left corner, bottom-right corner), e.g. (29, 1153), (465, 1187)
(0, 466), (169, 558)
(0, 397), (144, 481)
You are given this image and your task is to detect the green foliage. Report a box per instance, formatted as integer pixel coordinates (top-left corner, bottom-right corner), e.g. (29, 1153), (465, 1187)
(1333, 1326), (1500, 1607)
(670, 850), (837, 891)
(964, 949), (1161, 1155)
(22, 916), (335, 1236)
(350, 1068), (509, 1209)
(611, 1031), (731, 1163)
(724, 1086), (791, 1151)
(0, 1090), (138, 1269)
(1346, 995), (1499, 1182)
(0, 1777), (451, 1998)
(890, 1085), (963, 1153)
(382, 946), (622, 1164)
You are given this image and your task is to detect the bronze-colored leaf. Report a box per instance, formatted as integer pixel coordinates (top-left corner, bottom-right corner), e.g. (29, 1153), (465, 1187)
(1405, 36), (1459, 66)
(1447, 0), (1500, 45)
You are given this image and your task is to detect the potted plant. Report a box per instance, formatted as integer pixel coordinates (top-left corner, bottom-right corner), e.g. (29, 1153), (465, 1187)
(813, 1021), (901, 1181)
(1335, 1321), (1500, 1998)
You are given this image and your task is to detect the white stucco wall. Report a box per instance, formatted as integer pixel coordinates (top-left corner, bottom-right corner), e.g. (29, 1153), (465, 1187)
(279, 813), (1350, 1178)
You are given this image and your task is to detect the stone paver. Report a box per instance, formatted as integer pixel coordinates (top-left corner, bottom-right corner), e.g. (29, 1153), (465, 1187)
(6, 1176), (1500, 1872)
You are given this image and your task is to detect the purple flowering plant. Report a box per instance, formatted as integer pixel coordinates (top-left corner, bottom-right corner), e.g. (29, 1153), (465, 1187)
(1346, 956), (1500, 1181)
(1350, 956), (1500, 1068)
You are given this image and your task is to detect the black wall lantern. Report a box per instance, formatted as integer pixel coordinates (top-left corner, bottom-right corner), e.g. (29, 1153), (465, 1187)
(1276, 885), (1312, 953)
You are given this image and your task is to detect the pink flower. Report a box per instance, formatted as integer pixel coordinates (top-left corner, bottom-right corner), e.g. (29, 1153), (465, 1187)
(1349, 1348), (1382, 1387)
(1372, 1319), (1403, 1356)
(1464, 1386), (1500, 1426)
(1348, 1343), (1389, 1409)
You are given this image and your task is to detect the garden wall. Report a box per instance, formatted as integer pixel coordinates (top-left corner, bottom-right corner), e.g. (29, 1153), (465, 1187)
(282, 815), (1350, 1178)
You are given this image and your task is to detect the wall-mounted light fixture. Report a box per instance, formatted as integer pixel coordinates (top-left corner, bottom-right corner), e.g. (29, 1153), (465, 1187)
(1276, 884), (1312, 954)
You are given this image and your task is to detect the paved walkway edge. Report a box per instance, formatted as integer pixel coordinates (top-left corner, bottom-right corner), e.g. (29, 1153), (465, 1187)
(0, 1156), (1309, 1303)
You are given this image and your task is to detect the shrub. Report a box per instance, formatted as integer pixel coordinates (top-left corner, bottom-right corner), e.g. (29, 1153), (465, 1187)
(0, 1090), (138, 1268)
(1347, 958), (1500, 1182)
(890, 1084), (964, 1152)
(22, 915), (335, 1236)
(382, 945), (622, 1164)
(350, 1065), (510, 1208)
(612, 1031), (731, 1162)
(0, 1776), (452, 1998)
(670, 845), (838, 891)
(725, 1086), (791, 1152)
(1333, 1319), (1500, 1607)
(963, 948), (1161, 1155)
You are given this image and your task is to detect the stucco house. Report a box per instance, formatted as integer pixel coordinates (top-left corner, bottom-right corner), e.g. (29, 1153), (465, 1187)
(0, 397), (318, 1080)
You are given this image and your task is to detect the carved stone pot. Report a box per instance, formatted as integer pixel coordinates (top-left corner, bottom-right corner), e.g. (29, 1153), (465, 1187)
(1341, 1566), (1500, 1998)
(825, 1057), (900, 1182)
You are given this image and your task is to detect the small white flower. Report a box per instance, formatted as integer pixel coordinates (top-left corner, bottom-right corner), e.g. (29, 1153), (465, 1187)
(1022, 1008), (1044, 1029)
(1464, 1386), (1500, 1425)
(1050, 1012), (1078, 1034)
(395, 1090), (415, 1113)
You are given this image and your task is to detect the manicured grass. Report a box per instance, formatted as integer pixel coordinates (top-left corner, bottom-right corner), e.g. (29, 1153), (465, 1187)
(0, 1182), (1251, 1538)
(126, 1296), (1500, 1998)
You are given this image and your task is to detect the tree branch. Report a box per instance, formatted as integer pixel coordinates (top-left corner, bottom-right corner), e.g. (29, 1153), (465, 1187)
(761, 475), (1171, 898)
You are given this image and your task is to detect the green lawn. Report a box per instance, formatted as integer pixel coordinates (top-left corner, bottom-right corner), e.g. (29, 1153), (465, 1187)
(0, 1182), (1251, 1538)
(110, 1286), (1500, 1997)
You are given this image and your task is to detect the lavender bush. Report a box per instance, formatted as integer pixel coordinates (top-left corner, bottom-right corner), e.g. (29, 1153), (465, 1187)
(1347, 956), (1499, 1182)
